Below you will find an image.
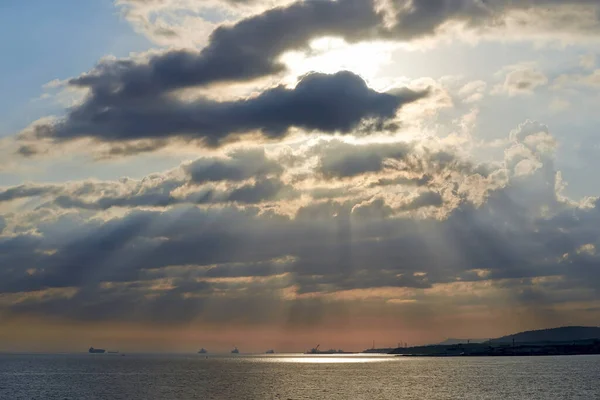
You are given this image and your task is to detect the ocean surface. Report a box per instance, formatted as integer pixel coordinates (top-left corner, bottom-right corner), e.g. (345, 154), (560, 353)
(1, 353), (599, 399)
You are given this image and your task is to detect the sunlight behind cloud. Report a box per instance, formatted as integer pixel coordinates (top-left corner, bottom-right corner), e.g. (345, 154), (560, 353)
(280, 38), (396, 89)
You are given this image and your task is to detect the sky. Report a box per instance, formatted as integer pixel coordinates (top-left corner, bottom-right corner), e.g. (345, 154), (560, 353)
(2, 0), (600, 353)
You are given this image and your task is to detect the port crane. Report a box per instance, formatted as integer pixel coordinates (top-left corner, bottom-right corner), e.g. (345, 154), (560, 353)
(307, 344), (320, 354)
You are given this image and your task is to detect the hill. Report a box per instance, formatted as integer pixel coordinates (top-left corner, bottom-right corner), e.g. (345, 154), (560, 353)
(437, 338), (486, 346)
(495, 326), (600, 343)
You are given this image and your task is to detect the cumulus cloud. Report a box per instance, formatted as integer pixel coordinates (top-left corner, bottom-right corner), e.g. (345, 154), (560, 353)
(185, 149), (282, 184)
(3, 116), (600, 340)
(493, 64), (548, 96)
(75, 0), (382, 97)
(115, 0), (219, 47)
(316, 140), (413, 179)
(115, 0), (299, 48)
(0, 171), (596, 327)
(0, 135), (499, 217)
(46, 177), (296, 210)
(114, 0), (600, 58)
(15, 0), (600, 163)
(553, 69), (600, 89)
(24, 71), (426, 148)
(19, 2), (600, 142)
(458, 80), (487, 103)
(4, 117), (563, 225)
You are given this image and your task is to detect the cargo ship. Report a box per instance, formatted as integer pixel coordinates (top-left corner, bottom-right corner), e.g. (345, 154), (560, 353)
(88, 347), (106, 354)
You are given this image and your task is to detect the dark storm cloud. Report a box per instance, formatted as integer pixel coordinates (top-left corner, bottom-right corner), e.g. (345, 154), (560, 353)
(33, 71), (425, 146)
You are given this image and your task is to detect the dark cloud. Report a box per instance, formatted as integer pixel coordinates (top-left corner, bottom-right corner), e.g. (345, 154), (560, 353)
(16, 145), (40, 157)
(371, 174), (432, 187)
(3, 136), (488, 215)
(102, 139), (170, 158)
(58, 0), (600, 104)
(314, 139), (482, 186)
(0, 184), (58, 203)
(32, 71), (425, 147)
(383, 0), (600, 39)
(70, 0), (382, 97)
(309, 186), (359, 200)
(400, 191), (444, 211)
(53, 191), (177, 210)
(185, 149), (282, 184)
(1, 165), (599, 326)
(21, 0), (599, 157)
(4, 113), (600, 329)
(48, 178), (296, 210)
(317, 140), (413, 179)
(224, 178), (297, 204)
(383, 0), (491, 39)
(351, 198), (394, 219)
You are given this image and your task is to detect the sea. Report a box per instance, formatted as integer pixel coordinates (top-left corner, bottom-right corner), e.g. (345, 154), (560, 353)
(1, 353), (599, 399)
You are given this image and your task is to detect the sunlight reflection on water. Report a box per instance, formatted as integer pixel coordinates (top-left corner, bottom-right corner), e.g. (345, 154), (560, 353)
(255, 354), (396, 364)
(3, 354), (600, 399)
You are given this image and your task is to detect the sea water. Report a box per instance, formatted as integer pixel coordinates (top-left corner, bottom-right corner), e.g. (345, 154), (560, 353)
(1, 353), (599, 399)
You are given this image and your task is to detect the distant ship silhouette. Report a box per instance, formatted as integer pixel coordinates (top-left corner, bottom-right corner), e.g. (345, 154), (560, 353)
(231, 346), (239, 354)
(88, 347), (105, 354)
(305, 344), (351, 354)
(265, 349), (275, 354)
(198, 348), (208, 354)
